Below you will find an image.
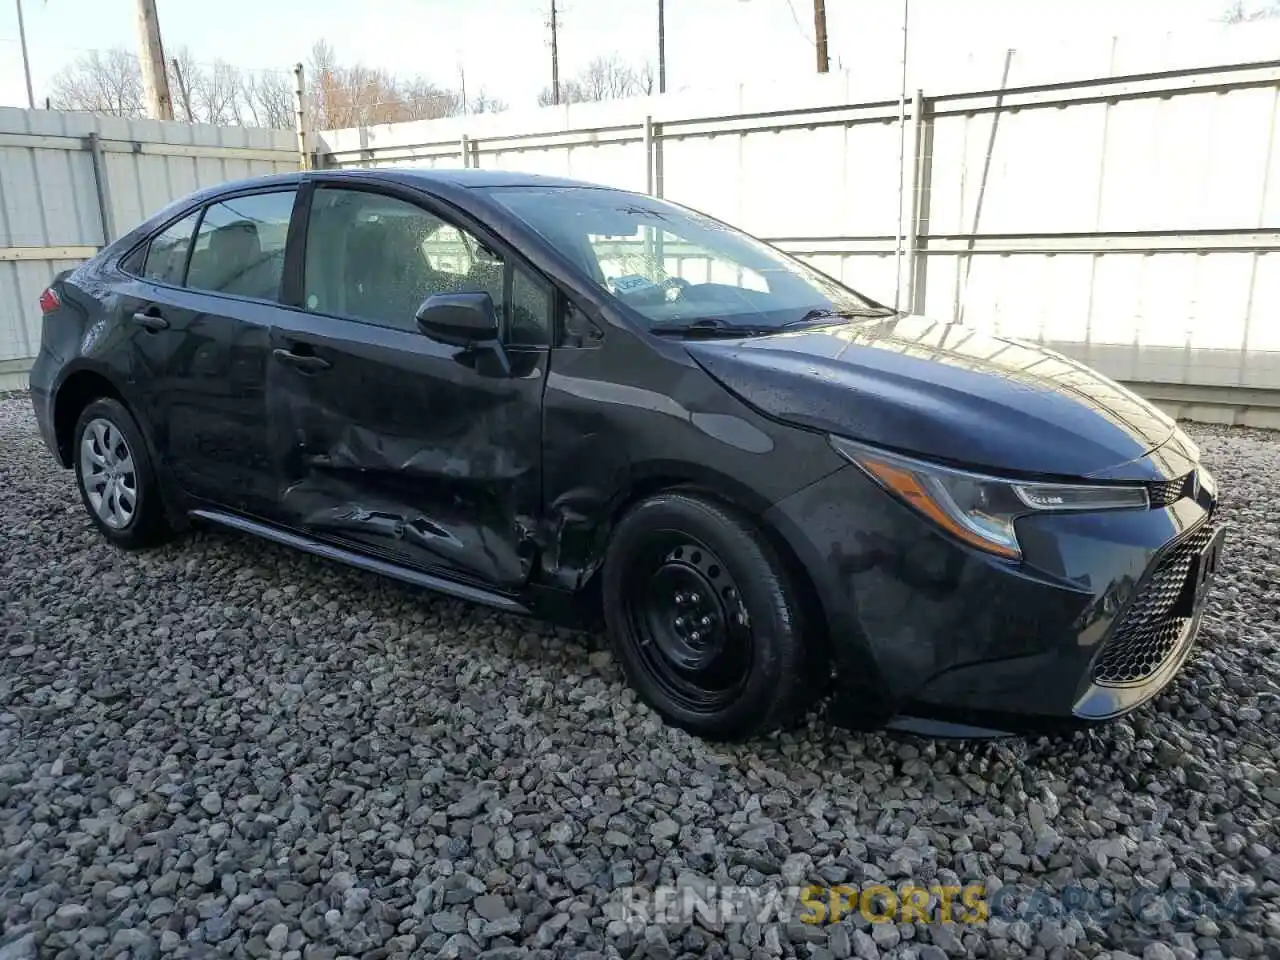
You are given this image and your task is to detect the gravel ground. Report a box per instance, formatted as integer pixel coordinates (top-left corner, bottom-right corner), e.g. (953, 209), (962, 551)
(1, 392), (1278, 960)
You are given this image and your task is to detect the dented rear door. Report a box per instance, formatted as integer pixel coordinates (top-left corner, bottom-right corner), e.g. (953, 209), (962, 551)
(266, 181), (550, 590)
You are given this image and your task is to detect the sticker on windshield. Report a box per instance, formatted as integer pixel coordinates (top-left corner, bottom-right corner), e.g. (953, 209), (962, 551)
(609, 274), (657, 295)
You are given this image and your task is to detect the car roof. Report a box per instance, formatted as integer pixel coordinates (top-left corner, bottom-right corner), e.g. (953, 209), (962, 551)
(202, 167), (617, 198)
(353, 168), (606, 190)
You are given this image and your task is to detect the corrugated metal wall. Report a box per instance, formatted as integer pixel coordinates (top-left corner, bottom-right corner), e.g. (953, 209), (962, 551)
(318, 60), (1280, 414)
(0, 107), (297, 387)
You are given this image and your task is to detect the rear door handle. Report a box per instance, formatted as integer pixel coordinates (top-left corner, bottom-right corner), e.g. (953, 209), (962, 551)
(273, 348), (331, 373)
(131, 309), (169, 331)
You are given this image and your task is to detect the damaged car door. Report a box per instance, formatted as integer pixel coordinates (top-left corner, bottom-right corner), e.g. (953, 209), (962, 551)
(266, 181), (551, 590)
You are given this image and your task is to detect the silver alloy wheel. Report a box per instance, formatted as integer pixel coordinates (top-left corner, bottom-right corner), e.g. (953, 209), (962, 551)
(80, 417), (137, 529)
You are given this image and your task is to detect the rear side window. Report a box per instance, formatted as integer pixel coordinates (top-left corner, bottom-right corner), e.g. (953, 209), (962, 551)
(186, 190), (296, 301)
(141, 210), (200, 285)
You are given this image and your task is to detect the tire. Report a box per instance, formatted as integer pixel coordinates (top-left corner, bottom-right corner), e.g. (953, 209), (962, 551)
(72, 397), (170, 549)
(601, 490), (810, 741)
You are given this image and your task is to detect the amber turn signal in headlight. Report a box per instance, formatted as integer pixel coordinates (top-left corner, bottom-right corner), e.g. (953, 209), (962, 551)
(830, 436), (1150, 560)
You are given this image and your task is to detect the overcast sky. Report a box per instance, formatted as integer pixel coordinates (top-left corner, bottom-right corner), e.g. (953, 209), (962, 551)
(0, 0), (1260, 113)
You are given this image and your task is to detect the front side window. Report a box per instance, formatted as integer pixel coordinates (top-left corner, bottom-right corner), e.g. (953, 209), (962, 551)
(484, 186), (887, 333)
(141, 209), (201, 285)
(185, 190), (296, 301)
(303, 187), (550, 345)
(510, 267), (552, 346)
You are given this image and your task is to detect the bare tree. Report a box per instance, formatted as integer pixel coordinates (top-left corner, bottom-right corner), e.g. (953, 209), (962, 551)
(195, 60), (242, 126)
(579, 55), (641, 101)
(537, 54), (653, 106)
(239, 70), (294, 129)
(48, 40), (484, 129)
(635, 60), (656, 96)
(468, 90), (508, 115)
(1220, 0), (1280, 21)
(49, 48), (146, 118)
(537, 78), (585, 107)
(400, 76), (463, 122)
(167, 47), (200, 122)
(306, 39), (476, 129)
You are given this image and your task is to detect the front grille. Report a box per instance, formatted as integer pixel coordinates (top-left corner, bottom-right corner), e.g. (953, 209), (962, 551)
(1091, 523), (1216, 685)
(1093, 618), (1190, 685)
(1147, 472), (1195, 508)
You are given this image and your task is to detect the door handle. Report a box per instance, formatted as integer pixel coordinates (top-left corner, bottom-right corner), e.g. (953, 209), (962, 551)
(131, 309), (169, 331)
(273, 348), (331, 373)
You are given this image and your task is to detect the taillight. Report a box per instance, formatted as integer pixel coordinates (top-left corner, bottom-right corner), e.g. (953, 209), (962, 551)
(39, 287), (61, 314)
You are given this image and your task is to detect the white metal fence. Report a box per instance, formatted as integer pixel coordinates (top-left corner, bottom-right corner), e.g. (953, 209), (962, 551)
(319, 59), (1280, 424)
(2, 59), (1278, 424)
(0, 107), (297, 389)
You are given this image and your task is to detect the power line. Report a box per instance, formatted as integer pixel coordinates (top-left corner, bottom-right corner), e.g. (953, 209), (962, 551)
(782, 0), (812, 42)
(0, 35), (295, 79)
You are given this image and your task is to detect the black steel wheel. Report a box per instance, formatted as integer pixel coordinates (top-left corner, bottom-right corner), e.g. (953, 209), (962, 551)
(602, 490), (810, 740)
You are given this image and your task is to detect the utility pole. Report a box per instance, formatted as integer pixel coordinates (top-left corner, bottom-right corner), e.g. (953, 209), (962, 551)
(657, 0), (666, 94)
(459, 63), (468, 115)
(293, 63), (309, 171)
(549, 0), (561, 105)
(135, 0), (174, 120)
(814, 0), (829, 73)
(15, 0), (35, 109)
(170, 57), (193, 122)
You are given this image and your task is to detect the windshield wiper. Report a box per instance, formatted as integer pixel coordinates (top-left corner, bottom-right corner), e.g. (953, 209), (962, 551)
(787, 306), (899, 327)
(649, 317), (776, 338)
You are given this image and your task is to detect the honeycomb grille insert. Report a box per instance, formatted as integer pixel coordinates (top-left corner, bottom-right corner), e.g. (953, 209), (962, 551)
(1093, 618), (1190, 685)
(1147, 472), (1194, 508)
(1091, 523), (1215, 686)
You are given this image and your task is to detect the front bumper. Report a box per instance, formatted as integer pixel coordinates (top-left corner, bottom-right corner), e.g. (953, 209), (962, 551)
(764, 459), (1221, 736)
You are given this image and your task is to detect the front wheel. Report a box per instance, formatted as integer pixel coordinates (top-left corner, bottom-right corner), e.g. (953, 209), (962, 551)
(601, 491), (811, 740)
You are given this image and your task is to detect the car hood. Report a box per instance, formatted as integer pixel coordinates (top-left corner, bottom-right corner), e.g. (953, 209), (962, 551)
(684, 315), (1184, 479)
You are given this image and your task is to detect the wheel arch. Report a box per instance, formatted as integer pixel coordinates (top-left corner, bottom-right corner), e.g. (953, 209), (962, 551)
(52, 365), (129, 467)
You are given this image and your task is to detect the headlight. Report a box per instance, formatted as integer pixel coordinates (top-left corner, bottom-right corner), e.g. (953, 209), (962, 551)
(830, 435), (1150, 560)
(1198, 465), (1217, 499)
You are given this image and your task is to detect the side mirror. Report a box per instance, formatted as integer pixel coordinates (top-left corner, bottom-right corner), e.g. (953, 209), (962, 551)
(415, 292), (499, 347)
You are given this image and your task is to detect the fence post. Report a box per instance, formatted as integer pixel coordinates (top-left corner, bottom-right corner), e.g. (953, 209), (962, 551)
(293, 63), (309, 171)
(643, 115), (655, 195)
(86, 132), (115, 245)
(654, 121), (664, 199)
(459, 135), (470, 168)
(907, 89), (934, 315)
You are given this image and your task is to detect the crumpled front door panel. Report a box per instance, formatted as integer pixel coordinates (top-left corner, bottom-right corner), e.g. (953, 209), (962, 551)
(268, 313), (545, 590)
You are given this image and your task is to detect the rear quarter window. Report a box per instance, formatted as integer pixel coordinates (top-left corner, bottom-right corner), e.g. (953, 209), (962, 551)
(138, 209), (201, 285)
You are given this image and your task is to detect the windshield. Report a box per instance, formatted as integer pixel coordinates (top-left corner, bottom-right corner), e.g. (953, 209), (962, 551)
(483, 185), (887, 331)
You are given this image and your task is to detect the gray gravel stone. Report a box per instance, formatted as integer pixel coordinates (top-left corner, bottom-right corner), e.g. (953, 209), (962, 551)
(0, 935), (35, 960)
(2, 398), (1279, 960)
(266, 923), (289, 950)
(851, 929), (880, 960)
(433, 912), (468, 935)
(870, 922), (900, 950)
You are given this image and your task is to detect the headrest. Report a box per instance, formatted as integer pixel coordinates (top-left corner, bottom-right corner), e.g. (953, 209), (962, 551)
(208, 221), (261, 262)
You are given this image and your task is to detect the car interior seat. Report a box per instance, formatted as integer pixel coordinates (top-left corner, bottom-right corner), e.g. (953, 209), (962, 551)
(189, 221), (263, 296)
